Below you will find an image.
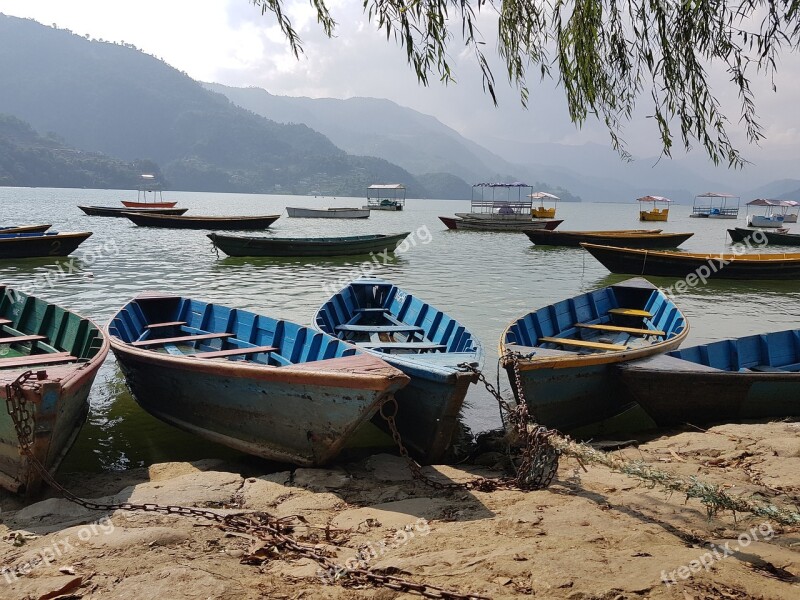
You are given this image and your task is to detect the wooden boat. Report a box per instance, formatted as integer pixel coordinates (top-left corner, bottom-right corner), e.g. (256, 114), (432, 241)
(0, 286), (109, 494)
(618, 329), (800, 427)
(0, 231), (93, 259)
(728, 227), (800, 246)
(638, 195), (671, 222)
(79, 205), (188, 217)
(123, 212), (281, 230)
(121, 173), (177, 208)
(313, 277), (483, 463)
(581, 243), (800, 279)
(364, 184), (405, 211)
(499, 278), (688, 431)
(440, 216), (563, 231)
(286, 207), (370, 219)
(525, 229), (692, 248)
(107, 294), (409, 466)
(208, 232), (411, 257)
(0, 224), (51, 234)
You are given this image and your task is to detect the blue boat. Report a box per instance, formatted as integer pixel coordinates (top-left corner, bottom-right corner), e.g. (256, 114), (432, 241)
(618, 329), (800, 427)
(499, 278), (689, 431)
(313, 277), (483, 463)
(107, 294), (409, 466)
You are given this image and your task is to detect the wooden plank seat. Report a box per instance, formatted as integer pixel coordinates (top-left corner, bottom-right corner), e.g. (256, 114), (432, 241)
(146, 321), (187, 329)
(0, 318), (12, 326)
(354, 307), (390, 313)
(335, 324), (424, 333)
(132, 332), (234, 348)
(608, 308), (652, 318)
(538, 336), (628, 351)
(0, 352), (77, 367)
(357, 341), (446, 351)
(191, 345), (278, 359)
(575, 323), (665, 337)
(0, 334), (47, 344)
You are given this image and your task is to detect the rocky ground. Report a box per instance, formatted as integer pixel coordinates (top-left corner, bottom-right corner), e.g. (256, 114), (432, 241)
(1, 421), (799, 600)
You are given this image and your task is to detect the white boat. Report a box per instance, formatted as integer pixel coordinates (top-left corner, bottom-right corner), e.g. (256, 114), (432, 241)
(746, 199), (792, 228)
(690, 192), (739, 218)
(748, 214), (786, 228)
(286, 207), (370, 219)
(363, 184), (405, 211)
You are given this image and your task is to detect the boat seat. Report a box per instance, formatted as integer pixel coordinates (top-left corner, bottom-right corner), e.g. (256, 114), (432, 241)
(538, 336), (628, 352)
(354, 308), (390, 313)
(132, 332), (235, 348)
(608, 308), (652, 318)
(575, 323), (665, 337)
(357, 342), (446, 351)
(191, 345), (278, 359)
(335, 324), (424, 334)
(0, 352), (77, 367)
(0, 334), (48, 344)
(146, 321), (187, 329)
(0, 318), (12, 326)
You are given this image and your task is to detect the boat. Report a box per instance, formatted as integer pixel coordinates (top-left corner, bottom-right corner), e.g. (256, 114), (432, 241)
(441, 182), (563, 230)
(499, 278), (688, 431)
(637, 195), (672, 221)
(208, 232), (411, 257)
(364, 184), (405, 211)
(440, 216), (563, 231)
(313, 277), (483, 463)
(120, 174), (177, 208)
(525, 229), (692, 248)
(106, 294), (409, 466)
(690, 192), (740, 218)
(0, 224), (51, 234)
(123, 213), (281, 230)
(581, 243), (800, 279)
(0, 286), (109, 494)
(286, 207), (370, 219)
(529, 192), (559, 219)
(728, 227), (800, 246)
(617, 328), (800, 427)
(780, 200), (799, 223)
(79, 205), (189, 217)
(746, 199), (790, 228)
(0, 231), (93, 259)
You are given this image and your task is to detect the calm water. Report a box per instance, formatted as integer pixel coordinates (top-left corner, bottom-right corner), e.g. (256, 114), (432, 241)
(1, 187), (798, 472)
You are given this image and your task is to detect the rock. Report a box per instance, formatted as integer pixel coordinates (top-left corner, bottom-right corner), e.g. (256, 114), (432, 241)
(332, 498), (449, 531)
(292, 468), (351, 491)
(108, 471), (243, 507)
(240, 476), (296, 511)
(10, 498), (94, 531)
(365, 454), (415, 482)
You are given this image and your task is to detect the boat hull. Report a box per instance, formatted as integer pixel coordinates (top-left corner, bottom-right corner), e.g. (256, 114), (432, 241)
(0, 224), (51, 234)
(748, 215), (785, 228)
(125, 213), (280, 230)
(639, 210), (669, 222)
(728, 227), (800, 246)
(439, 216), (562, 231)
(525, 230), (692, 248)
(286, 207), (370, 219)
(0, 232), (93, 258)
(208, 232), (411, 257)
(79, 206), (189, 217)
(121, 201), (178, 208)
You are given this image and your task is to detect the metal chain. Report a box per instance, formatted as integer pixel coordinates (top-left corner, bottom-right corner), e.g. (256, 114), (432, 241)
(4, 371), (487, 600)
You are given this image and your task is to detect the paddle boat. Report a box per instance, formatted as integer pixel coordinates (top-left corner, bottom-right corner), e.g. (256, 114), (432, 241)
(364, 184), (406, 211)
(0, 231), (93, 259)
(208, 232), (411, 257)
(123, 213), (281, 230)
(286, 207), (370, 219)
(690, 192), (740, 218)
(529, 192), (559, 219)
(525, 229), (692, 248)
(121, 174), (177, 208)
(637, 195), (671, 222)
(747, 199), (790, 227)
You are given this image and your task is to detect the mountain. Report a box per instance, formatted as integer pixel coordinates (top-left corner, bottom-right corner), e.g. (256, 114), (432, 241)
(741, 179), (800, 200)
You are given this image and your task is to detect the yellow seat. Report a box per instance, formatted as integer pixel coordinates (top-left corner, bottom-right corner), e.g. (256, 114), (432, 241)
(538, 336), (628, 351)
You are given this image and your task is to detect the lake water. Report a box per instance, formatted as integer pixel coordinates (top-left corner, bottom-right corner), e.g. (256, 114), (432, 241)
(1, 187), (798, 472)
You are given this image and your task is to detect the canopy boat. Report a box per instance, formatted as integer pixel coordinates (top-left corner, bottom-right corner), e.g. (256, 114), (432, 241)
(286, 207), (370, 219)
(529, 192), (559, 219)
(107, 294), (409, 466)
(728, 227), (800, 246)
(208, 232), (410, 258)
(690, 192), (740, 218)
(581, 243), (800, 279)
(499, 278), (688, 431)
(123, 213), (281, 230)
(525, 229), (692, 248)
(637, 195), (671, 222)
(0, 224), (51, 235)
(121, 174), (177, 208)
(0, 231), (93, 259)
(441, 182), (563, 230)
(0, 287), (109, 494)
(617, 329), (800, 427)
(364, 184), (406, 211)
(780, 200), (799, 223)
(440, 216), (563, 231)
(313, 277), (483, 463)
(746, 199), (790, 228)
(79, 205), (188, 218)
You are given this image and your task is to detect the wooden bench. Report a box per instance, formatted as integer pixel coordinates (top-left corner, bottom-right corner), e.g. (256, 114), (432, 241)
(575, 323), (665, 337)
(132, 332), (235, 348)
(608, 308), (652, 318)
(191, 345), (278, 359)
(0, 334), (47, 345)
(354, 307), (389, 314)
(335, 324), (424, 334)
(538, 336), (628, 352)
(0, 318), (12, 326)
(0, 352), (77, 367)
(357, 342), (446, 351)
(146, 321), (187, 329)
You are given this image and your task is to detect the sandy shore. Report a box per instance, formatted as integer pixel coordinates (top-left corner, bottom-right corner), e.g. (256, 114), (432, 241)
(1, 421), (798, 599)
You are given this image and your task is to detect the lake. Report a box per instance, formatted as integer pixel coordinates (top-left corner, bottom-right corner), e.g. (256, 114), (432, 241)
(1, 187), (798, 472)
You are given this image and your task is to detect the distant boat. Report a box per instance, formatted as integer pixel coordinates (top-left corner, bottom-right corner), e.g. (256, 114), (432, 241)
(79, 205), (189, 217)
(529, 191), (559, 219)
(728, 227), (800, 246)
(107, 294), (409, 466)
(746, 198), (794, 227)
(690, 192), (740, 218)
(440, 216), (563, 231)
(499, 277), (688, 431)
(364, 184), (405, 211)
(637, 195), (672, 222)
(208, 232), (411, 257)
(123, 212), (281, 230)
(618, 329), (800, 427)
(0, 231), (93, 259)
(525, 229), (692, 248)
(0, 224), (51, 234)
(314, 277), (483, 463)
(0, 286), (109, 495)
(121, 173), (177, 208)
(582, 243), (800, 279)
(286, 207), (370, 219)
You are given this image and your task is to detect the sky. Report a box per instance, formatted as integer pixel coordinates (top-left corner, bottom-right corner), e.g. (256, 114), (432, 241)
(3, 0), (800, 171)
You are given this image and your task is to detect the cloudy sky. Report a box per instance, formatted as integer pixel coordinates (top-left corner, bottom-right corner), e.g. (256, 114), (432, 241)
(4, 0), (799, 168)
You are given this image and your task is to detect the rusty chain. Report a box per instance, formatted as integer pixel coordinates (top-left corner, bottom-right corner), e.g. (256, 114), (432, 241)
(4, 370), (489, 599)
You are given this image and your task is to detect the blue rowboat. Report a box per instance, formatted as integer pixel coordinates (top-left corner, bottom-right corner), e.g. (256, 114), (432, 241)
(313, 277), (483, 463)
(0, 286), (109, 495)
(106, 294), (409, 466)
(618, 329), (800, 427)
(499, 278), (689, 431)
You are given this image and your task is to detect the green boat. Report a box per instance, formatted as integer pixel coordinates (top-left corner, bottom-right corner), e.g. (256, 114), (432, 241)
(0, 287), (109, 495)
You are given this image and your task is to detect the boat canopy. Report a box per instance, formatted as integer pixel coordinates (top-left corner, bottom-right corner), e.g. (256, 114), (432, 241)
(471, 182), (533, 214)
(696, 192), (737, 198)
(637, 195), (672, 203)
(747, 198), (797, 207)
(529, 192), (559, 200)
(366, 183), (406, 208)
(368, 184), (405, 191)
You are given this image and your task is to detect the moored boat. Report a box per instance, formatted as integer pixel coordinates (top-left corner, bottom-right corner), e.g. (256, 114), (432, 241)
(121, 173), (177, 208)
(313, 277), (483, 463)
(440, 216), (563, 231)
(208, 232), (411, 257)
(107, 294), (409, 466)
(364, 184), (406, 211)
(0, 231), (93, 259)
(79, 205), (189, 217)
(124, 212), (281, 230)
(499, 278), (688, 431)
(638, 195), (672, 221)
(617, 329), (800, 427)
(286, 207), (370, 219)
(0, 287), (109, 494)
(525, 229), (692, 248)
(0, 224), (51, 234)
(727, 227), (799, 246)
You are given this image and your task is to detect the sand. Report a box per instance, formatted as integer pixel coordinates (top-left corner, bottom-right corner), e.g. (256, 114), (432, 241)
(1, 421), (798, 599)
